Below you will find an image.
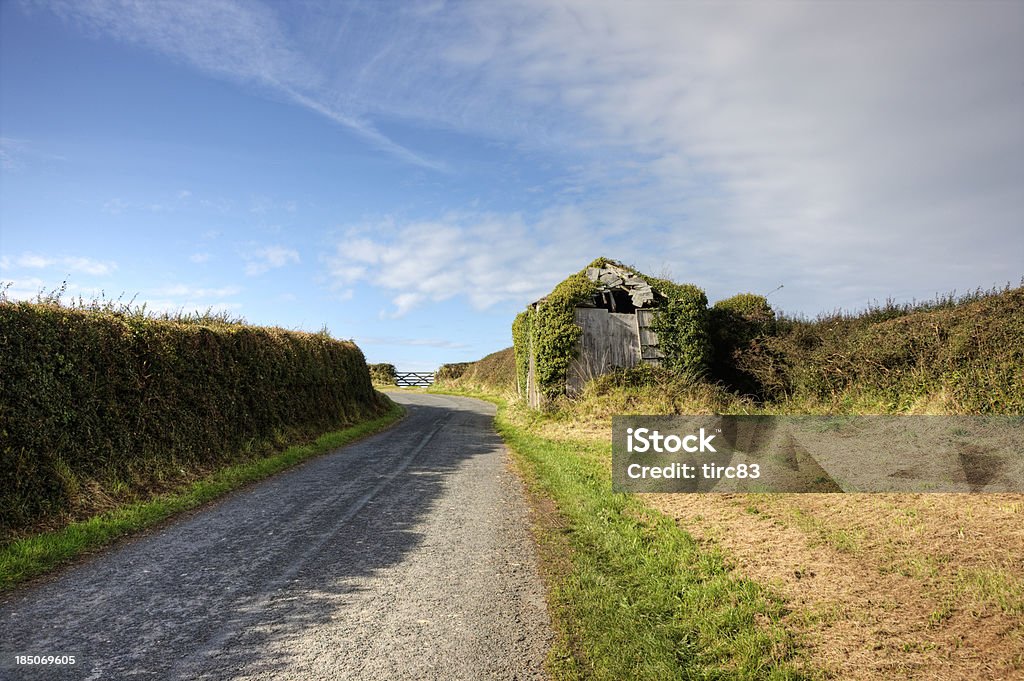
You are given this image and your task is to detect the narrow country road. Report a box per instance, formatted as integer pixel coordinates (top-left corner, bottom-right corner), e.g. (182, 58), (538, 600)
(0, 393), (551, 680)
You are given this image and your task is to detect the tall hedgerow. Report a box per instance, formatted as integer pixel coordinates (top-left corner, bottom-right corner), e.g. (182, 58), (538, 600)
(708, 293), (775, 394)
(647, 279), (712, 377)
(735, 285), (1024, 412)
(0, 302), (387, 534)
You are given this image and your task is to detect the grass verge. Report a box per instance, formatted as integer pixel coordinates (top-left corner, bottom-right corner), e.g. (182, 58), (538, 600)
(0, 400), (404, 591)
(431, 387), (814, 680)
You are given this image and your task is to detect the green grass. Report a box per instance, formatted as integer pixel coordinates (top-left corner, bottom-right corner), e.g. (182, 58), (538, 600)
(0, 401), (404, 591)
(431, 382), (815, 680)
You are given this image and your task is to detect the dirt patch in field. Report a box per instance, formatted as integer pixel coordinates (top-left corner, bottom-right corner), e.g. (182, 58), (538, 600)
(648, 492), (1024, 679)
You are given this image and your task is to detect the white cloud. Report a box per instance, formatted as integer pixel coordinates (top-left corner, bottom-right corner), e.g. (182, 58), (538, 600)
(2, 253), (117, 276)
(17, 254), (57, 269)
(105, 282), (245, 317)
(356, 335), (470, 350)
(64, 257), (117, 276)
(440, 1), (1024, 309)
(33, 1), (1024, 314)
(45, 0), (444, 169)
(325, 207), (610, 317)
(0, 137), (25, 171)
(189, 252), (212, 264)
(152, 284), (242, 298)
(138, 299), (242, 316)
(102, 198), (128, 214)
(0, 277), (50, 301)
(244, 245), (300, 276)
(327, 1), (1022, 313)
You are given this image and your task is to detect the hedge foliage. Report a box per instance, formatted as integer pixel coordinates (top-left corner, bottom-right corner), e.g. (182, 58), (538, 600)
(647, 279), (712, 376)
(0, 302), (387, 534)
(530, 271), (600, 400)
(708, 293), (775, 393)
(435, 362), (471, 383)
(735, 286), (1024, 413)
(368, 363), (398, 385)
(434, 348), (516, 394)
(512, 310), (533, 397)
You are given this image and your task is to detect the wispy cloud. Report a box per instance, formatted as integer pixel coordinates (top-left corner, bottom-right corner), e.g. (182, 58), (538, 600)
(356, 335), (469, 350)
(0, 137), (67, 171)
(441, 1), (1024, 308)
(189, 252), (212, 264)
(27, 1), (1024, 316)
(152, 284), (241, 299)
(0, 137), (26, 171)
(327, 1), (1023, 314)
(1, 252), (117, 276)
(325, 207), (606, 317)
(244, 245), (300, 276)
(133, 282), (243, 316)
(45, 0), (443, 169)
(0, 277), (50, 301)
(248, 195), (298, 216)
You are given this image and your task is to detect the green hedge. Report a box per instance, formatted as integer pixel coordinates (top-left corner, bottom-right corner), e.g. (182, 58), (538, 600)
(708, 293), (775, 394)
(435, 348), (516, 394)
(435, 362), (471, 383)
(647, 279), (712, 376)
(368, 363), (398, 385)
(512, 310), (533, 396)
(0, 303), (387, 534)
(736, 286), (1024, 412)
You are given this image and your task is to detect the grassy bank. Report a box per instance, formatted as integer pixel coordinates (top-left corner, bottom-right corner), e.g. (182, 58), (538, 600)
(0, 401), (404, 591)
(432, 387), (813, 679)
(463, 372), (1024, 678)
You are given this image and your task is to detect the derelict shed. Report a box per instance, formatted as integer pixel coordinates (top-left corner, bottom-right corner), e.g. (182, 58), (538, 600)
(520, 262), (665, 407)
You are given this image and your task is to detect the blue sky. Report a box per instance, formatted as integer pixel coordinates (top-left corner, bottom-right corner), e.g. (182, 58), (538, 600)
(1, 1), (1022, 371)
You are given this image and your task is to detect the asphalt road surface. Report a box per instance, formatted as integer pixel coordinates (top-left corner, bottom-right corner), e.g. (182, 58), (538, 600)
(0, 393), (551, 680)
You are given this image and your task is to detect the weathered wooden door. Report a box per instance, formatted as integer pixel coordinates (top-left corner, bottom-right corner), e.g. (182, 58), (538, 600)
(566, 308), (642, 394)
(635, 309), (664, 365)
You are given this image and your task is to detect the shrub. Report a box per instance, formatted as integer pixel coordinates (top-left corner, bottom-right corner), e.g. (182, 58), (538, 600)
(736, 285), (1024, 413)
(435, 362), (471, 383)
(435, 348), (516, 394)
(647, 280), (712, 376)
(368, 363), (398, 385)
(709, 293), (775, 394)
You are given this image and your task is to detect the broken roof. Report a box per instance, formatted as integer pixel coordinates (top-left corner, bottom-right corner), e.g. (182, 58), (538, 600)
(584, 262), (657, 308)
(530, 260), (660, 309)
